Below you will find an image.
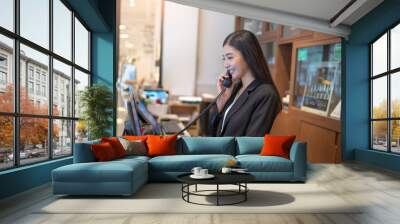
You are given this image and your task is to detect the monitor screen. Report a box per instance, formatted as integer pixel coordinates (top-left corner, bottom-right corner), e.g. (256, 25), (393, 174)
(125, 94), (142, 136)
(137, 100), (162, 135)
(142, 89), (169, 104)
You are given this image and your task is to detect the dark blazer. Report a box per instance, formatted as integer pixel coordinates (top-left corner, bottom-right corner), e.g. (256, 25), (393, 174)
(209, 79), (281, 137)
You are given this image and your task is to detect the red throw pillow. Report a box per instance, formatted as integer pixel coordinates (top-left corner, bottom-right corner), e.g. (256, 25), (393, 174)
(91, 142), (117, 161)
(146, 135), (177, 157)
(101, 137), (126, 158)
(260, 135), (296, 159)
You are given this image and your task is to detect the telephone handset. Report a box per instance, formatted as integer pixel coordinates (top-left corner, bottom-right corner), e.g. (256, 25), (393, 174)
(222, 70), (232, 88)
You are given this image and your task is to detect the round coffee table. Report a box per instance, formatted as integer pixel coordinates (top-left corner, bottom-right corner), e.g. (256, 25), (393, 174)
(177, 173), (255, 206)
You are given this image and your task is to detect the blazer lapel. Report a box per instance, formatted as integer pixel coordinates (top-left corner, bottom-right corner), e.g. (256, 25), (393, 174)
(220, 80), (261, 136)
(220, 93), (248, 135)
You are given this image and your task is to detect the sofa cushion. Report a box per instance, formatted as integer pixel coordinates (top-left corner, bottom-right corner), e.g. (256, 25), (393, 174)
(235, 137), (263, 155)
(236, 155), (293, 172)
(115, 155), (150, 163)
(118, 138), (147, 156)
(177, 137), (235, 155)
(123, 135), (148, 142)
(148, 154), (235, 172)
(91, 142), (118, 161)
(52, 159), (147, 183)
(101, 137), (127, 158)
(260, 135), (296, 159)
(147, 135), (177, 157)
(73, 139), (101, 163)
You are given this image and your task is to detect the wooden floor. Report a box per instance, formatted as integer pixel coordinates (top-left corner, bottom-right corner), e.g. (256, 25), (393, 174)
(1, 162), (400, 224)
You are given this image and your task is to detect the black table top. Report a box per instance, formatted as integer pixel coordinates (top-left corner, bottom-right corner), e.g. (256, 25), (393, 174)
(177, 172), (255, 185)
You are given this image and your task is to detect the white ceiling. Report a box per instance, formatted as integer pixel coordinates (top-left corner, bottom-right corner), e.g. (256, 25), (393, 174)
(167, 0), (384, 37)
(226, 0), (352, 22)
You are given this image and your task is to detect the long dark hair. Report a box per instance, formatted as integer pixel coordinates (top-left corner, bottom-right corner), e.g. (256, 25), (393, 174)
(223, 30), (280, 97)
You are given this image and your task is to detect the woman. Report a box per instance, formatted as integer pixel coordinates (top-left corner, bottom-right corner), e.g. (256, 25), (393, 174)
(209, 30), (281, 137)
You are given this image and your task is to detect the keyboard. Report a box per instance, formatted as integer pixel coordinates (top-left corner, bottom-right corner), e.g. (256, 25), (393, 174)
(161, 120), (183, 134)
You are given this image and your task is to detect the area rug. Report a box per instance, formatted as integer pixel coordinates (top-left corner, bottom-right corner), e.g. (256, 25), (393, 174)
(37, 183), (362, 214)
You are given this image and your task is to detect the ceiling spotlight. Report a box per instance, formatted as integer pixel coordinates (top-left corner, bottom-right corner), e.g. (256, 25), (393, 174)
(128, 0), (136, 7)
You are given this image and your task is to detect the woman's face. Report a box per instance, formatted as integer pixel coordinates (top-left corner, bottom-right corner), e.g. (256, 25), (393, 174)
(222, 44), (249, 80)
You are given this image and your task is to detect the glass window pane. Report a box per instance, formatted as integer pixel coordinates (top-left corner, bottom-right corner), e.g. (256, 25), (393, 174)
(372, 33), (387, 76)
(0, 0), (14, 31)
(0, 35), (14, 112)
(20, 0), (49, 49)
(391, 24), (400, 70)
(372, 77), (387, 119)
(20, 44), (49, 115)
(391, 120), (400, 153)
(53, 119), (72, 157)
(75, 18), (89, 70)
(74, 69), (89, 118)
(391, 72), (400, 118)
(372, 121), (388, 151)
(53, 59), (72, 117)
(20, 117), (49, 165)
(243, 18), (262, 36)
(53, 0), (72, 60)
(75, 120), (88, 143)
(282, 26), (302, 38)
(0, 116), (14, 170)
(261, 42), (276, 65)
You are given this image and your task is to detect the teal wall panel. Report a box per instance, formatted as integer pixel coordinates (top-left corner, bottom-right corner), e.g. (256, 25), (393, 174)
(344, 0), (400, 171)
(0, 158), (72, 199)
(0, 0), (116, 200)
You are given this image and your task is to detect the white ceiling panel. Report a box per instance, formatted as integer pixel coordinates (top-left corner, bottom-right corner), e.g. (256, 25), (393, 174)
(167, 0), (384, 37)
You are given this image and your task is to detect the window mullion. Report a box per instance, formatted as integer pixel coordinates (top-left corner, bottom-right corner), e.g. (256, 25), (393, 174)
(370, 45), (373, 149)
(71, 10), (76, 154)
(388, 29), (391, 152)
(13, 0), (20, 167)
(49, 0), (53, 160)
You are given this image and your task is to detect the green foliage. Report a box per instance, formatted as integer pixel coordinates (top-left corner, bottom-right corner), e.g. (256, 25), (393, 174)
(79, 84), (113, 140)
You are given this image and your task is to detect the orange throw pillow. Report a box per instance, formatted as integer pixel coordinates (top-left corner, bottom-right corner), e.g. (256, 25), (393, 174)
(123, 135), (148, 142)
(91, 142), (117, 161)
(101, 137), (127, 158)
(146, 135), (177, 157)
(260, 135), (296, 159)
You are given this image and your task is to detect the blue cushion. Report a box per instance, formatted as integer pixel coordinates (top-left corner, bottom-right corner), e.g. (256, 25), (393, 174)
(149, 154), (235, 172)
(52, 160), (145, 183)
(235, 137), (263, 155)
(236, 155), (293, 172)
(117, 155), (150, 163)
(177, 137), (235, 155)
(73, 139), (100, 163)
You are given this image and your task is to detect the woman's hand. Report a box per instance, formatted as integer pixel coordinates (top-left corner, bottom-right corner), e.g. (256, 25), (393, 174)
(216, 73), (234, 112)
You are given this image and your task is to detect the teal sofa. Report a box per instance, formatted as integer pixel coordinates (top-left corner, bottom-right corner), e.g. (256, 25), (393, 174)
(52, 137), (307, 196)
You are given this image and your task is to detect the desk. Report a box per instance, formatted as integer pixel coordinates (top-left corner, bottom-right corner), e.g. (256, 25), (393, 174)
(168, 101), (201, 136)
(158, 114), (190, 136)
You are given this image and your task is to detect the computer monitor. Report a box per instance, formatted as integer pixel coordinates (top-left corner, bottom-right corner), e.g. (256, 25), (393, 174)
(124, 93), (142, 136)
(142, 89), (169, 104)
(137, 100), (162, 135)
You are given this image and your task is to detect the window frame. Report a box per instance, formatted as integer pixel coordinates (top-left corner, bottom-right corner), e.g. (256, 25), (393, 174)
(370, 20), (400, 154)
(0, 0), (92, 171)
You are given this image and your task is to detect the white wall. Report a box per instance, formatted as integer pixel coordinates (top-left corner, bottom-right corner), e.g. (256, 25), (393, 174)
(162, 1), (199, 96)
(162, 3), (235, 96)
(196, 10), (235, 95)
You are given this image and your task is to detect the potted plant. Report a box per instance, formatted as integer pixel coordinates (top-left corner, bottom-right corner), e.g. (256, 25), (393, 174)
(79, 84), (113, 140)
